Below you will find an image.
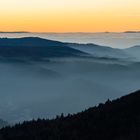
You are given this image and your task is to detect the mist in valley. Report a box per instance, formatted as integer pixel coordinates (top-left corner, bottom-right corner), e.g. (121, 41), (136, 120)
(0, 36), (139, 125)
(0, 56), (140, 123)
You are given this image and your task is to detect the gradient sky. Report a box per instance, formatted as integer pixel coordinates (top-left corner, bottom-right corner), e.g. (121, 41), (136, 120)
(0, 0), (140, 32)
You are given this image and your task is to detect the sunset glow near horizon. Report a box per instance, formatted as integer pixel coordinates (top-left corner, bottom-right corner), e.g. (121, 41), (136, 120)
(0, 0), (140, 32)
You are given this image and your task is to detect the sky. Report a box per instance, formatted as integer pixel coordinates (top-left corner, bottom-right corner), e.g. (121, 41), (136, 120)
(0, 0), (140, 32)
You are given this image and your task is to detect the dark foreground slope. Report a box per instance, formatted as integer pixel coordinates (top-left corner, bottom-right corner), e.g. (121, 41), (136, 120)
(0, 90), (140, 140)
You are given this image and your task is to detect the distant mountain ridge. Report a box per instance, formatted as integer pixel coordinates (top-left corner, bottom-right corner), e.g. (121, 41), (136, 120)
(0, 31), (29, 33)
(67, 42), (129, 59)
(0, 37), (126, 60)
(0, 90), (140, 140)
(0, 37), (139, 61)
(0, 37), (88, 60)
(124, 31), (140, 33)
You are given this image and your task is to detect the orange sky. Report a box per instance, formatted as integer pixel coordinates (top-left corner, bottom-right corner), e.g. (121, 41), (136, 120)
(0, 0), (140, 32)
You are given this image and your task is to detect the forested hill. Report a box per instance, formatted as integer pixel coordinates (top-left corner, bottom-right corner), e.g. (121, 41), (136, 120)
(0, 90), (140, 140)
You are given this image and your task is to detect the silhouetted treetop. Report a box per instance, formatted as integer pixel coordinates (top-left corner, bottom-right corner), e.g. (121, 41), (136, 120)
(0, 90), (140, 140)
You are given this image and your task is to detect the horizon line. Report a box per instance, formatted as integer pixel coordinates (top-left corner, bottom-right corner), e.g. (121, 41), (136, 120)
(0, 31), (140, 34)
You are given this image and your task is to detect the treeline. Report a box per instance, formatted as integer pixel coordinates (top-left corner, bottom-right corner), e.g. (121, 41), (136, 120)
(0, 90), (140, 140)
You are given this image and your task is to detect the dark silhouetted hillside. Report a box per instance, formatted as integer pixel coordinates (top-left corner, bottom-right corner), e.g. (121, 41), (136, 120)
(0, 90), (140, 140)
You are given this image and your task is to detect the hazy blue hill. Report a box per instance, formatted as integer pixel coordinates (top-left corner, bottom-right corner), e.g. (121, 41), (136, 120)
(0, 37), (65, 47)
(125, 45), (140, 51)
(124, 45), (140, 60)
(67, 42), (129, 59)
(0, 37), (134, 61)
(0, 37), (88, 60)
(0, 90), (140, 140)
